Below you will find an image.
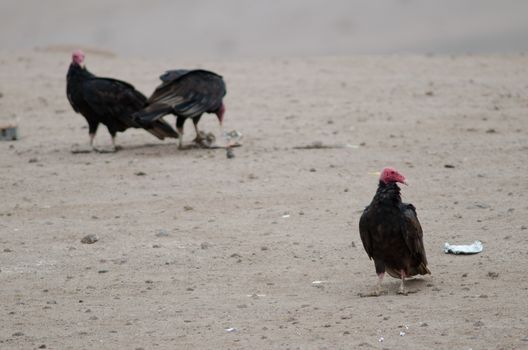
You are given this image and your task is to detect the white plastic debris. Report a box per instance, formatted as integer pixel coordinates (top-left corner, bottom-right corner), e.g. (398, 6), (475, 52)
(378, 337), (384, 342)
(224, 130), (243, 146)
(225, 327), (237, 333)
(311, 280), (326, 284)
(443, 240), (483, 254)
(400, 331), (406, 337)
(282, 214), (290, 218)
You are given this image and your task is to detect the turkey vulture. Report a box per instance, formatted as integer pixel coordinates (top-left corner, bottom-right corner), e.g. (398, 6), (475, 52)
(66, 50), (178, 151)
(359, 167), (430, 296)
(134, 69), (226, 149)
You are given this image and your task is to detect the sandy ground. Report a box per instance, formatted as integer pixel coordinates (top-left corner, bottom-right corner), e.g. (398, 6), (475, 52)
(1, 49), (528, 349)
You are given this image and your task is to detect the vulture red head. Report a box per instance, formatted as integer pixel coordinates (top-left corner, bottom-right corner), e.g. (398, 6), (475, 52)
(72, 50), (85, 66)
(380, 167), (407, 185)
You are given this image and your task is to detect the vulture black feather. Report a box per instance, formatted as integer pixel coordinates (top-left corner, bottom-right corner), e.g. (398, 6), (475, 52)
(134, 69), (226, 148)
(66, 50), (178, 151)
(359, 167), (430, 296)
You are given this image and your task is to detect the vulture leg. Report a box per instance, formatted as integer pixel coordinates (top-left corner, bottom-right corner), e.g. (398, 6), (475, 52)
(88, 121), (99, 151)
(192, 115), (203, 143)
(376, 272), (385, 295)
(176, 116), (186, 149)
(89, 133), (95, 148)
(398, 270), (407, 295)
(193, 121), (202, 142)
(359, 273), (385, 297)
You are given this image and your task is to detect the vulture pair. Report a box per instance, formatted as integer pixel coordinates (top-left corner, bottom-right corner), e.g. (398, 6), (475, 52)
(66, 50), (226, 151)
(359, 167), (431, 296)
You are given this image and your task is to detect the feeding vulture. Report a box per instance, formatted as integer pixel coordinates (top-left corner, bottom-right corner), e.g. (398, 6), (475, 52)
(359, 167), (430, 296)
(66, 50), (178, 151)
(133, 69), (226, 149)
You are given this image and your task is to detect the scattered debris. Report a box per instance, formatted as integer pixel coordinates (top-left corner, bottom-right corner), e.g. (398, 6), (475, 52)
(70, 144), (92, 154)
(0, 125), (18, 141)
(81, 234), (98, 244)
(378, 337), (384, 342)
(444, 240), (483, 254)
(400, 331), (406, 336)
(155, 229), (170, 237)
(293, 141), (359, 150)
(487, 271), (499, 279)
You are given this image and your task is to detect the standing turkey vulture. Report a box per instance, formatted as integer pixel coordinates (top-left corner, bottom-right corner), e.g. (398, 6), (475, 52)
(133, 69), (226, 149)
(66, 50), (178, 152)
(359, 167), (430, 296)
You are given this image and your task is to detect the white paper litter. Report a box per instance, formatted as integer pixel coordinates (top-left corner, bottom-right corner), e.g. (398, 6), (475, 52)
(443, 240), (483, 254)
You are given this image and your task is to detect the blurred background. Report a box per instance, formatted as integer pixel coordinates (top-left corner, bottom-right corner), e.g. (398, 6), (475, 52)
(1, 0), (527, 58)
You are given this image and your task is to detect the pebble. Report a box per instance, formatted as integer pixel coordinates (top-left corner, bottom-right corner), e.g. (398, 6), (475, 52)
(81, 234), (98, 244)
(487, 271), (499, 279)
(226, 148), (235, 159)
(12, 332), (24, 337)
(155, 229), (169, 237)
(183, 205), (194, 211)
(200, 242), (210, 249)
(134, 171), (146, 176)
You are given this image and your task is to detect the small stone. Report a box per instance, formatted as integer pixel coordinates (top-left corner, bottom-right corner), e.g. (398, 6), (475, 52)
(479, 294), (488, 298)
(444, 164), (455, 168)
(38, 345), (46, 349)
(485, 128), (497, 134)
(155, 229), (169, 237)
(200, 242), (210, 249)
(183, 205), (194, 211)
(420, 322), (428, 327)
(134, 171), (146, 176)
(28, 158), (38, 163)
(473, 320), (484, 327)
(260, 246), (268, 251)
(81, 234), (98, 244)
(226, 148), (235, 159)
(145, 280), (153, 284)
(309, 168), (316, 172)
(487, 271), (499, 279)
(3, 248), (13, 252)
(425, 90), (434, 96)
(98, 270), (108, 274)
(12, 332), (24, 337)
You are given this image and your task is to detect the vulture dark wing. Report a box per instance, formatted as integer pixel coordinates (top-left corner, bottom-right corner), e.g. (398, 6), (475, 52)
(82, 78), (146, 127)
(359, 206), (374, 259)
(159, 69), (192, 83)
(400, 204), (428, 266)
(141, 70), (226, 121)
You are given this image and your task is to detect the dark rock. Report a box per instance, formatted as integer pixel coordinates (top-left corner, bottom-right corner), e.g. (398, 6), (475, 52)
(81, 234), (98, 244)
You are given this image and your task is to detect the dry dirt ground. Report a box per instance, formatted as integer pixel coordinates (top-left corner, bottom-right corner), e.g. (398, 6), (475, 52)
(0, 50), (527, 349)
